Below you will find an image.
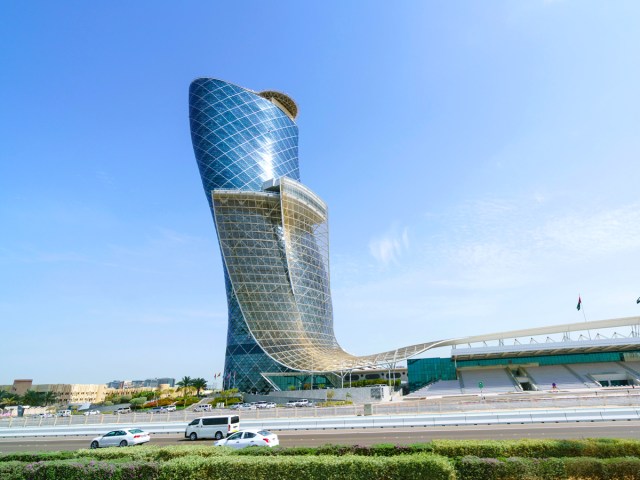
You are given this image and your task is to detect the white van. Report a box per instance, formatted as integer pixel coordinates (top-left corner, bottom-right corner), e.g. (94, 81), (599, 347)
(185, 415), (240, 441)
(193, 404), (213, 412)
(56, 410), (72, 417)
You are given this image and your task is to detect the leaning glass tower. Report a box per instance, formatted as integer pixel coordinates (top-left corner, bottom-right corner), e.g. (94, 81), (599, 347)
(189, 79), (300, 392)
(189, 78), (450, 393)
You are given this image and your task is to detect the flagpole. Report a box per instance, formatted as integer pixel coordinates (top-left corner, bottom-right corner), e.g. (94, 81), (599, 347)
(579, 293), (591, 340)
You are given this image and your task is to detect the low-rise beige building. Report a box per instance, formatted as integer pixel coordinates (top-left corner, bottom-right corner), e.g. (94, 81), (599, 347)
(33, 383), (110, 405)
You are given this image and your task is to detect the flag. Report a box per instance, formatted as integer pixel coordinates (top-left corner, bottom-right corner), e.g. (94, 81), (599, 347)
(577, 296), (582, 311)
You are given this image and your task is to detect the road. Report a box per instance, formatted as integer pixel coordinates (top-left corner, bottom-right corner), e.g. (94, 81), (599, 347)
(1, 421), (640, 453)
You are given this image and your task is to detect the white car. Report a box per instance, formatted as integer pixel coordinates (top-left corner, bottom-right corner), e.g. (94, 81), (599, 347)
(90, 428), (150, 448)
(236, 403), (256, 410)
(83, 409), (100, 416)
(164, 405), (177, 412)
(214, 429), (279, 449)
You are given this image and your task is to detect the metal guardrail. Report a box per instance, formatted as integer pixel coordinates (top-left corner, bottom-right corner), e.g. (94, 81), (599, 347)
(2, 389), (639, 435)
(1, 407), (640, 439)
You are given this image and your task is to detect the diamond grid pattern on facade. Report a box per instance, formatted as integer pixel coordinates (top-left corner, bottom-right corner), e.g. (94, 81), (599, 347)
(190, 78), (299, 391)
(190, 78), (451, 390)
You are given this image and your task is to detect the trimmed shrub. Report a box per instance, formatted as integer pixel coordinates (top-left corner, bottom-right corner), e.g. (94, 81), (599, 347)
(16, 459), (160, 480)
(158, 454), (455, 480)
(456, 456), (566, 480)
(0, 461), (27, 480)
(0, 451), (77, 462)
(431, 438), (640, 459)
(564, 456), (640, 480)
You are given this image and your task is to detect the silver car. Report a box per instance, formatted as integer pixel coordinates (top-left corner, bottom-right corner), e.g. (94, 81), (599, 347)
(90, 428), (150, 448)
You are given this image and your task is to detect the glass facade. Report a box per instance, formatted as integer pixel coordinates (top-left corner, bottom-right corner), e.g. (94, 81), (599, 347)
(407, 358), (457, 391)
(189, 79), (300, 392)
(190, 79), (454, 392)
(407, 351), (640, 391)
(456, 351), (640, 369)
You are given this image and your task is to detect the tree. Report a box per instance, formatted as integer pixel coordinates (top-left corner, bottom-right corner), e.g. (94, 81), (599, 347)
(0, 391), (18, 408)
(21, 390), (42, 406)
(130, 397), (147, 410)
(191, 378), (207, 397)
(41, 391), (58, 406)
(176, 376), (193, 406)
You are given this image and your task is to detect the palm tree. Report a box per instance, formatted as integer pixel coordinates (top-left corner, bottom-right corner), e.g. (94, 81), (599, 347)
(0, 391), (18, 408)
(176, 376), (192, 406)
(21, 390), (42, 406)
(41, 391), (58, 406)
(191, 378), (207, 397)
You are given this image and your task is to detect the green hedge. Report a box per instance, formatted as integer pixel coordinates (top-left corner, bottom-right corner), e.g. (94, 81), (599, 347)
(456, 456), (640, 480)
(3, 442), (640, 479)
(0, 459), (160, 480)
(429, 438), (640, 459)
(4, 439), (640, 463)
(0, 454), (454, 480)
(161, 454), (454, 480)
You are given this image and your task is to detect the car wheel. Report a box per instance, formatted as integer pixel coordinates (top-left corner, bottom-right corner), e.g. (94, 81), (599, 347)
(90, 441), (99, 449)
(189, 432), (197, 441)
(214, 431), (223, 440)
(119, 440), (128, 447)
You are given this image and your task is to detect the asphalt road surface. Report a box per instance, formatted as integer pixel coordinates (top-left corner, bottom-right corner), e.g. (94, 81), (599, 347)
(2, 422), (640, 453)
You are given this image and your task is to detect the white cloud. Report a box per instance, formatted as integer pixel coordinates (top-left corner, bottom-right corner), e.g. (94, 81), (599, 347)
(368, 226), (409, 266)
(333, 196), (640, 353)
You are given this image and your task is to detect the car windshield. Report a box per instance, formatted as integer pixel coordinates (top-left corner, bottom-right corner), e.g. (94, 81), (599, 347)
(128, 429), (144, 434)
(257, 430), (272, 436)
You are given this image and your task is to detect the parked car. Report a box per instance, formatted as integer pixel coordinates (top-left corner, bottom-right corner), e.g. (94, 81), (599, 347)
(185, 415), (240, 441)
(90, 428), (150, 448)
(265, 402), (277, 409)
(56, 410), (72, 417)
(164, 405), (177, 412)
(236, 403), (256, 410)
(83, 409), (100, 416)
(34, 412), (54, 418)
(214, 429), (279, 449)
(114, 407), (132, 414)
(286, 399), (313, 408)
(193, 404), (213, 412)
(149, 406), (168, 414)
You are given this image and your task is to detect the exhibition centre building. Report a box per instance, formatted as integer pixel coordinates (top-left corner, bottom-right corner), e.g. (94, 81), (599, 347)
(189, 78), (640, 394)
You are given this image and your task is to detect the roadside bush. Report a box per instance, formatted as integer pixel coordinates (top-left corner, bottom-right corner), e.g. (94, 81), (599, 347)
(456, 456), (566, 480)
(16, 459), (160, 480)
(0, 451), (77, 462)
(0, 461), (26, 480)
(456, 455), (640, 480)
(564, 456), (640, 480)
(158, 453), (455, 480)
(430, 438), (640, 459)
(73, 445), (231, 462)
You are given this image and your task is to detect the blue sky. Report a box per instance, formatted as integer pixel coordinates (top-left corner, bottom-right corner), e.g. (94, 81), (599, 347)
(2, 1), (640, 385)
